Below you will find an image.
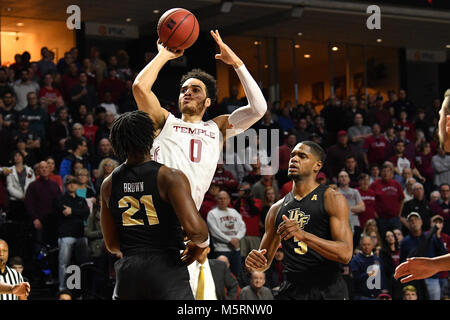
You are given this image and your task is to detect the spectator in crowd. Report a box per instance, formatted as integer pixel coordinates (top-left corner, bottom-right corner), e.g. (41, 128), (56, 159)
(350, 235), (386, 300)
(242, 158), (262, 186)
(343, 155), (361, 188)
(396, 110), (415, 142)
(37, 47), (56, 76)
(57, 289), (73, 300)
(59, 138), (90, 180)
(251, 173), (279, 203)
(61, 63), (79, 101)
(199, 179), (220, 220)
(8, 256), (28, 283)
(416, 142), (434, 196)
(212, 163), (239, 196)
(402, 285), (418, 300)
(215, 84), (245, 117)
(400, 166), (414, 189)
(338, 170), (365, 247)
(431, 147), (450, 189)
(72, 104), (88, 125)
(75, 167), (96, 202)
(95, 111), (115, 147)
(70, 72), (97, 111)
(24, 161), (61, 269)
(238, 271), (273, 300)
(0, 67), (12, 97)
(45, 156), (63, 191)
(357, 173), (377, 231)
(207, 191), (246, 277)
(261, 187), (277, 228)
(83, 113), (98, 146)
(379, 230), (402, 299)
(369, 164), (380, 185)
(13, 69), (40, 112)
(430, 183), (450, 235)
(187, 246), (239, 300)
(277, 133), (297, 187)
(98, 91), (119, 116)
(99, 68), (125, 103)
(12, 115), (41, 159)
(401, 182), (431, 233)
(294, 118), (311, 143)
(310, 116), (326, 146)
(234, 182), (262, 258)
(430, 190), (440, 204)
(1, 90), (18, 128)
(117, 78), (138, 114)
(255, 111), (283, 151)
(64, 124), (91, 156)
(94, 158), (118, 194)
(6, 151), (35, 222)
(400, 212), (447, 300)
(91, 138), (117, 175)
(430, 215), (450, 298)
(57, 51), (74, 75)
(321, 95), (343, 145)
(55, 175), (90, 291)
(325, 130), (360, 180)
(389, 140), (425, 183)
(363, 123), (388, 169)
(369, 162), (405, 237)
(39, 73), (64, 116)
(21, 91), (48, 139)
(348, 113), (372, 153)
(394, 89), (416, 120)
(369, 98), (390, 130)
(49, 107), (71, 156)
(403, 176), (416, 202)
(89, 47), (107, 86)
(265, 245), (285, 291)
(277, 105), (295, 134)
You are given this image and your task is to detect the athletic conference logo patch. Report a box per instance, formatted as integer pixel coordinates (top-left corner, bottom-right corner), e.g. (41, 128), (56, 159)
(288, 209), (310, 229)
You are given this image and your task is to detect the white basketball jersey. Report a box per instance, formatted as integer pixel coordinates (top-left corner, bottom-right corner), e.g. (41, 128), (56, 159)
(151, 113), (222, 209)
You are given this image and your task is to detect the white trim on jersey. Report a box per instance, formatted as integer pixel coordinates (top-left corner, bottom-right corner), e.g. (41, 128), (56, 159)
(0, 266), (23, 300)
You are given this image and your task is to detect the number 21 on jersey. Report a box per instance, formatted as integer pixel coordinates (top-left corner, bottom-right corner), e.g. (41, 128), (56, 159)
(118, 195), (159, 226)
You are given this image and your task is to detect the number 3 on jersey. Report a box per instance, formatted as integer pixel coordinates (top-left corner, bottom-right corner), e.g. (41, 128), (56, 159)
(119, 195), (159, 226)
(294, 236), (308, 255)
(189, 139), (202, 162)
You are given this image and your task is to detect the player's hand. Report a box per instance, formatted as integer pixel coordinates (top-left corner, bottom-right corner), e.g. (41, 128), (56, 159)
(277, 215), (304, 241)
(394, 257), (438, 283)
(181, 241), (205, 266)
(245, 249), (267, 272)
(439, 90), (450, 152)
(210, 30), (243, 69)
(156, 39), (184, 60)
(12, 282), (30, 297)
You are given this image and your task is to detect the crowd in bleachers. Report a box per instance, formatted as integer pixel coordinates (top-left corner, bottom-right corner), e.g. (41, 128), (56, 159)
(0, 46), (449, 300)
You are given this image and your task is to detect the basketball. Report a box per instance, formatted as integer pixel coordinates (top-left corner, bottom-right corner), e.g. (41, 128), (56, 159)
(157, 8), (199, 50)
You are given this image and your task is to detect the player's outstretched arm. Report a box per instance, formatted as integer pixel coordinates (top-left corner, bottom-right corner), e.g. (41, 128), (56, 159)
(132, 41), (182, 130)
(394, 253), (450, 283)
(245, 200), (283, 273)
(210, 30), (267, 139)
(438, 89), (450, 152)
(100, 175), (121, 255)
(277, 189), (353, 264)
(158, 166), (209, 264)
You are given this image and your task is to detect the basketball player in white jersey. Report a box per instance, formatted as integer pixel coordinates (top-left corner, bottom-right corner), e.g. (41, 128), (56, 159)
(133, 30), (267, 209)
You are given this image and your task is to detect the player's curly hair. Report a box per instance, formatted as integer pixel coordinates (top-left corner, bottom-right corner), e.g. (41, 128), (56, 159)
(110, 111), (155, 161)
(180, 69), (217, 103)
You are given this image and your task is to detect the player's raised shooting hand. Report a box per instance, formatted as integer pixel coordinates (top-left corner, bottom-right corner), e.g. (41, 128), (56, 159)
(156, 39), (184, 61)
(210, 30), (243, 69)
(277, 215), (304, 241)
(245, 249), (267, 272)
(181, 241), (205, 266)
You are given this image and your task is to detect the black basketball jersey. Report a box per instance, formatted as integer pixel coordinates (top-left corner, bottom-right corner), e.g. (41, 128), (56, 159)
(109, 161), (185, 256)
(275, 184), (340, 281)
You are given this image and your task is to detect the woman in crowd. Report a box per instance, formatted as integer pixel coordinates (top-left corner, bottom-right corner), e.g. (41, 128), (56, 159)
(94, 158), (118, 194)
(45, 156), (63, 191)
(379, 230), (402, 299)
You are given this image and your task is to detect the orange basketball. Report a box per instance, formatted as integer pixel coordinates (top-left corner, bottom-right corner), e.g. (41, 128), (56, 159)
(157, 8), (199, 50)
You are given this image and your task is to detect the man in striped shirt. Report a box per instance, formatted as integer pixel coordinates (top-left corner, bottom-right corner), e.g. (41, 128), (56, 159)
(0, 239), (30, 300)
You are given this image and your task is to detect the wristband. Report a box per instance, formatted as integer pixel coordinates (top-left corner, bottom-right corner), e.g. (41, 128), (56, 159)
(196, 235), (210, 248)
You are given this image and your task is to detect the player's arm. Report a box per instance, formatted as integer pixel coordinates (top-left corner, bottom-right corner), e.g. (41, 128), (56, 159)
(132, 41), (182, 131)
(100, 175), (121, 255)
(158, 166), (209, 264)
(0, 282), (30, 297)
(277, 188), (353, 264)
(209, 30), (267, 140)
(394, 253), (450, 283)
(245, 200), (283, 273)
(438, 89), (450, 152)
